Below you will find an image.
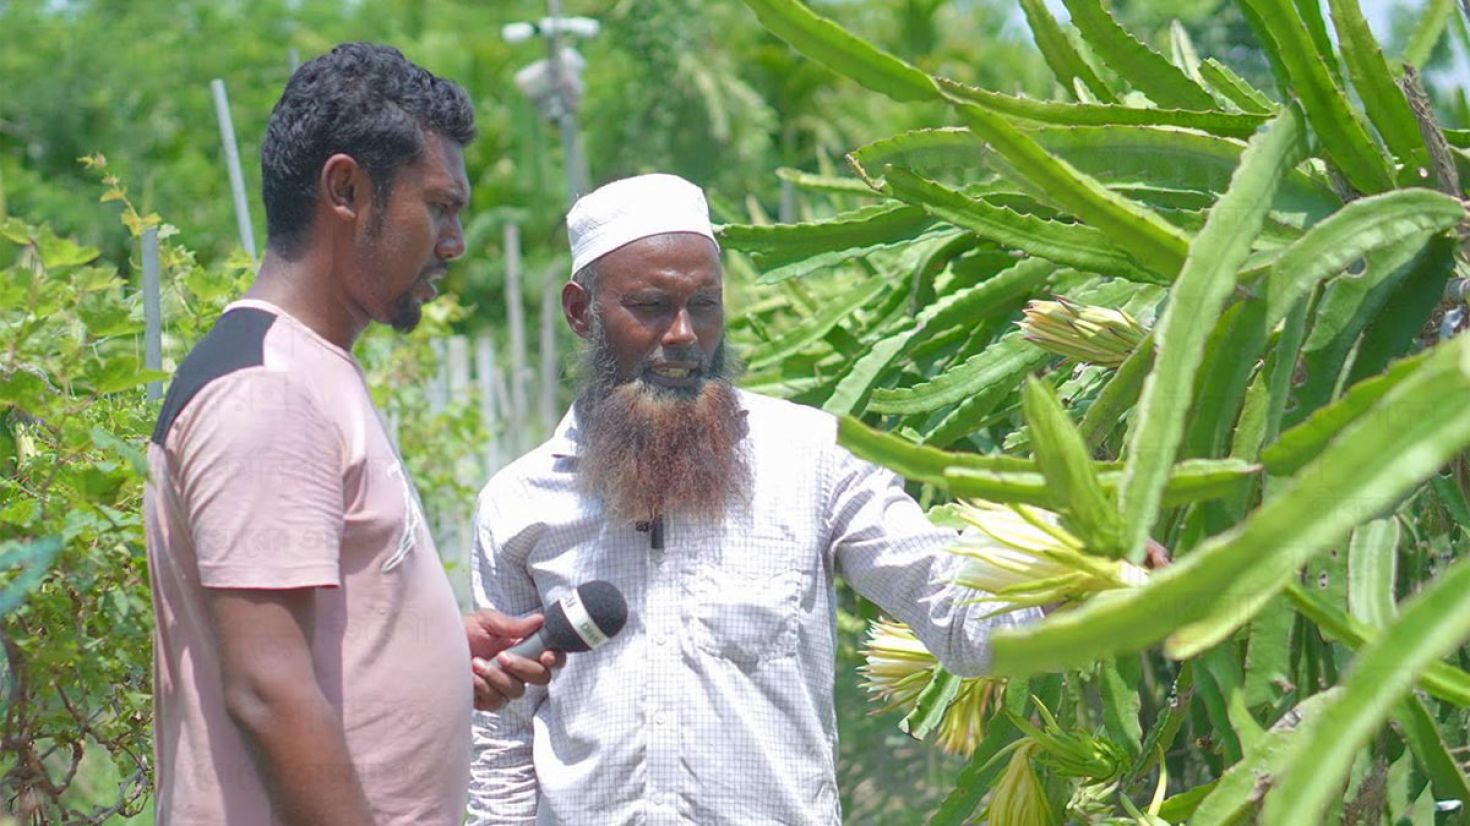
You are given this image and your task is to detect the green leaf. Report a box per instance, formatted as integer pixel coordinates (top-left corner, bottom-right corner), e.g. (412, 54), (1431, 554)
(881, 167), (1161, 283)
(0, 217), (30, 245)
(1255, 189), (1463, 329)
(939, 78), (1270, 139)
(1238, 0), (1394, 193)
(1061, 0), (1216, 110)
(1023, 377), (1123, 554)
(1179, 300), (1273, 463)
(1080, 332), (1154, 449)
(774, 167), (874, 196)
(1264, 348), (1430, 475)
(939, 85), (1193, 281)
(1295, 0), (1345, 87)
(1198, 57), (1277, 114)
(848, 128), (983, 179)
(838, 415), (1027, 480)
(1389, 695), (1470, 809)
(919, 381), (1019, 447)
(717, 201), (937, 273)
(747, 278), (889, 369)
(1402, 0), (1456, 69)
(90, 426), (148, 480)
(1346, 233), (1455, 384)
(929, 679), (1034, 817)
(1098, 657), (1144, 760)
(1169, 19), (1207, 87)
(1127, 663), (1193, 783)
(1119, 105), (1308, 562)
(0, 535), (62, 614)
(1156, 780), (1219, 822)
(838, 416), (1257, 505)
(1242, 595), (1297, 708)
(1017, 0), (1117, 102)
(823, 259), (1054, 414)
(899, 667), (961, 740)
(1326, 0), (1435, 175)
(738, 0), (939, 102)
(1189, 690), (1339, 826)
(91, 353), (167, 395)
(35, 230), (101, 270)
(1347, 517), (1399, 629)
(1194, 647), (1248, 762)
(945, 458), (1260, 508)
(868, 333), (1046, 415)
(987, 332), (1470, 677)
(1286, 581), (1470, 706)
(72, 265), (121, 294)
(1028, 125), (1337, 219)
(1285, 234), (1438, 428)
(1262, 554), (1470, 824)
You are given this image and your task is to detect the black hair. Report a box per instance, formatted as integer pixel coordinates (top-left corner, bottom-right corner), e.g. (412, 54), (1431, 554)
(260, 42), (476, 256)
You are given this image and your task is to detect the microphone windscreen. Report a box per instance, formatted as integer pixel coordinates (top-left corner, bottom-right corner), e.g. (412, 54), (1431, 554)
(541, 580), (630, 653)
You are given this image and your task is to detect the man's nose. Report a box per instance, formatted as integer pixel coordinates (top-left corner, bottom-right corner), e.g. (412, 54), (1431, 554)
(438, 218), (465, 261)
(662, 308), (696, 347)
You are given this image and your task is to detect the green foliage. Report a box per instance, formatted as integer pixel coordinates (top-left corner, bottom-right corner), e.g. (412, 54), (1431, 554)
(0, 201), (198, 822)
(730, 0), (1470, 820)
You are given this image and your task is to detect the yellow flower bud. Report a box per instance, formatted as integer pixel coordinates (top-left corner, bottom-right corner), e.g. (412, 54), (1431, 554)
(1020, 297), (1147, 368)
(986, 741), (1054, 826)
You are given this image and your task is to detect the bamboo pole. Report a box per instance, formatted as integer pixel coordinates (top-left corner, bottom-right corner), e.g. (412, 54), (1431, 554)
(210, 79), (257, 262)
(539, 264), (560, 433)
(476, 334), (501, 474)
(504, 223), (528, 456)
(141, 227), (162, 402)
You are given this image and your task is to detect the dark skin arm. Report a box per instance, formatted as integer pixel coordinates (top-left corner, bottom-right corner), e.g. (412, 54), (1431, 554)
(463, 610), (565, 711)
(207, 587), (373, 826)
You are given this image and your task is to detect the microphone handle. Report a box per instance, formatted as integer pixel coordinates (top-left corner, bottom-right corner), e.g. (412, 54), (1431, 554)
(490, 629), (550, 671)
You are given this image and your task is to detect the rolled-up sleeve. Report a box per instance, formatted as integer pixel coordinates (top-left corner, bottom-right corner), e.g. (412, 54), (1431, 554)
(826, 445), (1039, 677)
(467, 493), (546, 825)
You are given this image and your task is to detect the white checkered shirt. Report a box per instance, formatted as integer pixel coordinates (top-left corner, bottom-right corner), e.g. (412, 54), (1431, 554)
(467, 390), (1038, 825)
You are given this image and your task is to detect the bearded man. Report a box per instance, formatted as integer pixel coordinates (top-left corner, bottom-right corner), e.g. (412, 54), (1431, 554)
(467, 174), (1036, 825)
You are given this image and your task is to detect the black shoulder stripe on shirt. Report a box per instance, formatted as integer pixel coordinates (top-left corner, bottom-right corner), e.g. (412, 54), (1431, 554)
(150, 307), (276, 446)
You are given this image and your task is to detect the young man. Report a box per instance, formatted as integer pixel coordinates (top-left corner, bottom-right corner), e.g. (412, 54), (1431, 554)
(144, 43), (558, 825)
(467, 173), (1037, 824)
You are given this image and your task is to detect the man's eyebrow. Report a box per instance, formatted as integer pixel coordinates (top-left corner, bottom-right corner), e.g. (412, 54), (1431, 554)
(433, 187), (468, 209)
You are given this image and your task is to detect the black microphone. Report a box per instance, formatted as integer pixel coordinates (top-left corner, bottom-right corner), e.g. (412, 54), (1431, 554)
(494, 580), (629, 669)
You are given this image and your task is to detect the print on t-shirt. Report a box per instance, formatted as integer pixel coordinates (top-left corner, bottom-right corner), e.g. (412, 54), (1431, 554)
(383, 461), (424, 572)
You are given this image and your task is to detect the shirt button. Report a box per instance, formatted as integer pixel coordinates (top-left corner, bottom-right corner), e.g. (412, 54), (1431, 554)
(655, 712), (668, 725)
(655, 634), (668, 646)
(652, 792), (666, 805)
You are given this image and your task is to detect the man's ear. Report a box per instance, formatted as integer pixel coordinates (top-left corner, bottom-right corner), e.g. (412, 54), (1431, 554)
(321, 153), (368, 224)
(563, 281), (593, 339)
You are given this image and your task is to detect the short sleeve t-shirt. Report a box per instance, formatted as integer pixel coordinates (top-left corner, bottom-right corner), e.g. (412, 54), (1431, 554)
(144, 299), (472, 824)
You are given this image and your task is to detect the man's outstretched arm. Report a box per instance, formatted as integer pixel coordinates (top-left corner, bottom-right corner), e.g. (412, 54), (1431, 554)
(826, 446), (1041, 677)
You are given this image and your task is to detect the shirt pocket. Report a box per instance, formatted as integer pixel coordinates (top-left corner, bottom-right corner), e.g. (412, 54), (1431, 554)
(690, 538), (809, 670)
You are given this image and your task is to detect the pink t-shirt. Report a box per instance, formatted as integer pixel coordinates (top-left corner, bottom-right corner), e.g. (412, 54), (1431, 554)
(144, 299), (472, 824)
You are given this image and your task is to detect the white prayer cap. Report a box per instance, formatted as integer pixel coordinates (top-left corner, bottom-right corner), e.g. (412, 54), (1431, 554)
(567, 173), (719, 276)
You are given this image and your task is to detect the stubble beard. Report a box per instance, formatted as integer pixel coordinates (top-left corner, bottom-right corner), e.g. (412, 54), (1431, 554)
(574, 313), (750, 525)
(387, 290), (422, 334)
(366, 205), (426, 334)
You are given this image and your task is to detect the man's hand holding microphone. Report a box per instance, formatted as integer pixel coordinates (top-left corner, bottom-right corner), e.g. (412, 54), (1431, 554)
(465, 581), (629, 711)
